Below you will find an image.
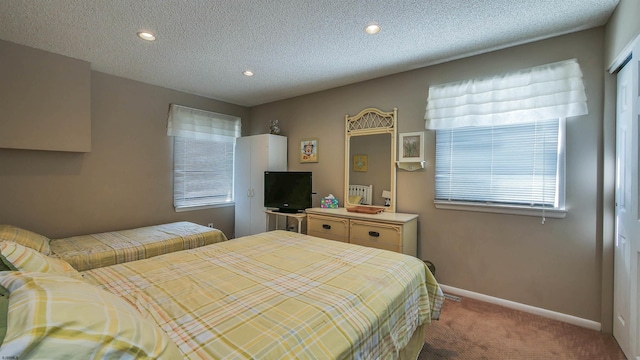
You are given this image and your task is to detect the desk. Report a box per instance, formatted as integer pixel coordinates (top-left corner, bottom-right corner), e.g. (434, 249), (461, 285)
(265, 210), (306, 233)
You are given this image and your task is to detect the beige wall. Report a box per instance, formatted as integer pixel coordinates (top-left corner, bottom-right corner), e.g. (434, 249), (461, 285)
(604, 0), (640, 69)
(0, 70), (249, 239)
(0, 40), (91, 152)
(250, 28), (607, 323)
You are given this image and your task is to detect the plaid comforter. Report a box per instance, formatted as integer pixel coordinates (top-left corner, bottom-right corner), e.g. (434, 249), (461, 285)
(50, 222), (227, 271)
(83, 230), (444, 359)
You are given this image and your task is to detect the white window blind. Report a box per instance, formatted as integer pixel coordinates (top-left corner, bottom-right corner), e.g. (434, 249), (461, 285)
(435, 119), (563, 208)
(168, 104), (240, 141)
(167, 104), (241, 210)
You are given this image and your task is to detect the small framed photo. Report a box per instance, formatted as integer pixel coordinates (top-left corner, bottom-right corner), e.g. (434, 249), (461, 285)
(300, 138), (319, 163)
(353, 154), (368, 172)
(399, 132), (424, 162)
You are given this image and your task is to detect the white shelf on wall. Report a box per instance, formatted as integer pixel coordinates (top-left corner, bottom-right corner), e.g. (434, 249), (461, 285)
(396, 161), (425, 171)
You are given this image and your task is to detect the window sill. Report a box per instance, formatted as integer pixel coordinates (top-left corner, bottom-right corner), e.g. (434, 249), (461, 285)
(434, 201), (566, 218)
(175, 202), (235, 212)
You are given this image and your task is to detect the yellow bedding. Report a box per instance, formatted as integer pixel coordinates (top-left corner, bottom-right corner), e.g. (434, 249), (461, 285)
(83, 230), (444, 359)
(50, 221), (227, 271)
(0, 271), (183, 359)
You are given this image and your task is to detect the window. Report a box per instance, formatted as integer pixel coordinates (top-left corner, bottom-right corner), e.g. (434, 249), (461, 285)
(435, 119), (565, 212)
(167, 105), (240, 211)
(425, 59), (588, 217)
(173, 137), (235, 209)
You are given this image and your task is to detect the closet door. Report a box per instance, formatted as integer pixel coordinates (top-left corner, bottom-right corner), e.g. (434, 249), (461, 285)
(248, 135), (287, 235)
(234, 136), (252, 238)
(613, 38), (639, 360)
(248, 135), (269, 236)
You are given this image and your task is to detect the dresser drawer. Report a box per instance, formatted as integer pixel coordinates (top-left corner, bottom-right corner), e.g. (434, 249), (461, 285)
(307, 214), (349, 242)
(349, 220), (402, 252)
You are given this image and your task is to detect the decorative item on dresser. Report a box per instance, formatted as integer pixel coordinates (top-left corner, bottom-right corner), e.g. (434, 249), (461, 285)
(382, 190), (392, 206)
(346, 206), (385, 214)
(305, 207), (418, 256)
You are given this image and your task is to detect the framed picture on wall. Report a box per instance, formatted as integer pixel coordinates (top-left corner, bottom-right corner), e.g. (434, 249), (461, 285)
(300, 138), (319, 163)
(399, 132), (424, 162)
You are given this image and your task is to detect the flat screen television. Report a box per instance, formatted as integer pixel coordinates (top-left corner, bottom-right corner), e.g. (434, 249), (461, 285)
(264, 171), (313, 213)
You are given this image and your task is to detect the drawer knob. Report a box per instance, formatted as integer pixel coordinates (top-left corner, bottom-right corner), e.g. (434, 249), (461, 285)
(368, 231), (380, 237)
(322, 224), (332, 230)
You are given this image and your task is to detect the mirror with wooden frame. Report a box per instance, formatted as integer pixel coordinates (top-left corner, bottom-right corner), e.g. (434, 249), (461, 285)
(344, 107), (397, 212)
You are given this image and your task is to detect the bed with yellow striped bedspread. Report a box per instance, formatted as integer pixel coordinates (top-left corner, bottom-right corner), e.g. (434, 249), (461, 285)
(83, 230), (444, 359)
(50, 221), (227, 271)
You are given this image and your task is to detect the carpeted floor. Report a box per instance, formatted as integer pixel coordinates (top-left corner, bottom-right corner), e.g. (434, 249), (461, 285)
(419, 295), (626, 360)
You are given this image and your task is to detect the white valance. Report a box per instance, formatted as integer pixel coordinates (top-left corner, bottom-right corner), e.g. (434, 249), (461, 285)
(425, 59), (588, 130)
(167, 104), (241, 142)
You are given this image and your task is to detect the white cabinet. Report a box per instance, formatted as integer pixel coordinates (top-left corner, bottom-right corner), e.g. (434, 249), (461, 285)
(234, 134), (287, 238)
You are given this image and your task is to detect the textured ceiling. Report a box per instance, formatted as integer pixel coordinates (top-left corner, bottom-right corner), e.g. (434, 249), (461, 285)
(0, 0), (619, 107)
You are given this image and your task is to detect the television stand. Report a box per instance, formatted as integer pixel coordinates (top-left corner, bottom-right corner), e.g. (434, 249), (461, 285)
(265, 209), (306, 234)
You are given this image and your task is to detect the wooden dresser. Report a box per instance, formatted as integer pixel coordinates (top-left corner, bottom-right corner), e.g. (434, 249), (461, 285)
(305, 207), (418, 256)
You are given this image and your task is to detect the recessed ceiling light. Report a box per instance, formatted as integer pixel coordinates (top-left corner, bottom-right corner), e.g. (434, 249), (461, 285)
(365, 24), (381, 35)
(243, 70), (254, 77)
(137, 31), (156, 41)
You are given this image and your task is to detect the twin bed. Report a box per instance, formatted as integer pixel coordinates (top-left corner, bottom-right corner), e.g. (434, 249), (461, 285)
(48, 221), (227, 271)
(0, 222), (443, 359)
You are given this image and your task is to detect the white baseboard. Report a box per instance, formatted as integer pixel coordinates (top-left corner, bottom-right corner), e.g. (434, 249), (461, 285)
(439, 284), (602, 332)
